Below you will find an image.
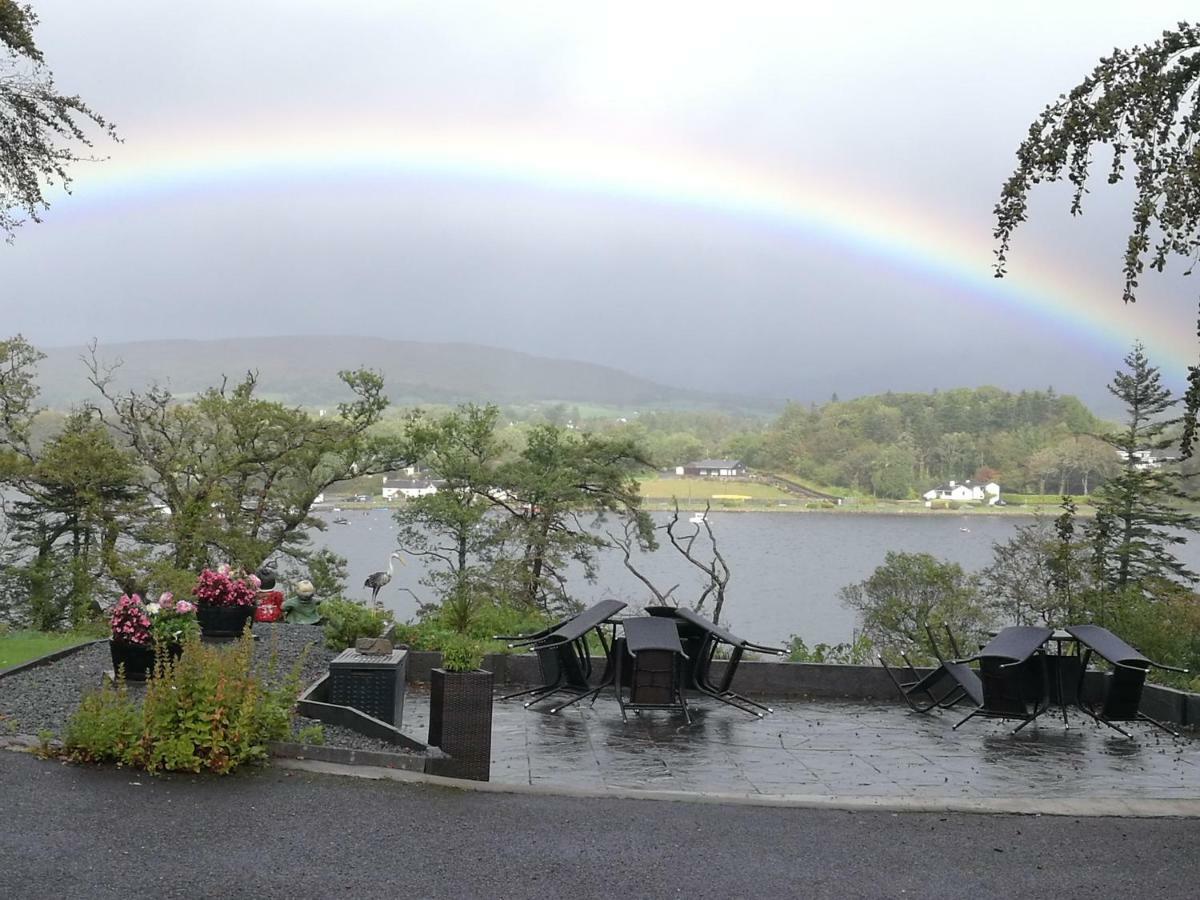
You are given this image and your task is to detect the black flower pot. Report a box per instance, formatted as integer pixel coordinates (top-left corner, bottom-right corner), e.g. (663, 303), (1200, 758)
(427, 668), (493, 782)
(109, 639), (182, 681)
(196, 603), (255, 638)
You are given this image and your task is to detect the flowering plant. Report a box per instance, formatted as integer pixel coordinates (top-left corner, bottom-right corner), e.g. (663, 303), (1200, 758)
(191, 566), (259, 608)
(111, 592), (200, 646)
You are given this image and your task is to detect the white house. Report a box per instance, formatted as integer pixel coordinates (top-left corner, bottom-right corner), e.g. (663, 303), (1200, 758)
(675, 459), (747, 478)
(1118, 449), (1176, 471)
(922, 480), (1001, 507)
(382, 478), (438, 500)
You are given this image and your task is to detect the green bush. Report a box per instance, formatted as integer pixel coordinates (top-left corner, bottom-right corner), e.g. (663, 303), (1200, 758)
(319, 598), (393, 651)
(62, 632), (303, 774)
(295, 722), (325, 745)
(439, 634), (485, 672)
(787, 634), (875, 664)
(391, 601), (550, 654)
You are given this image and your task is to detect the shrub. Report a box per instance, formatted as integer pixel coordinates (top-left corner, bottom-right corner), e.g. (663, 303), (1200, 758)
(391, 602), (550, 654)
(295, 722), (325, 745)
(786, 634), (875, 664)
(319, 598), (392, 651)
(62, 632), (302, 774)
(439, 634), (485, 673)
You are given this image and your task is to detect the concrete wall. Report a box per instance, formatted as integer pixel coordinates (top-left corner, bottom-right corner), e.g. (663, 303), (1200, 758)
(404, 650), (1199, 728)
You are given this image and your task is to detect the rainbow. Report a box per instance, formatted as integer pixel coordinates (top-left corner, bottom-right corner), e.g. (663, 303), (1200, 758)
(44, 123), (1197, 375)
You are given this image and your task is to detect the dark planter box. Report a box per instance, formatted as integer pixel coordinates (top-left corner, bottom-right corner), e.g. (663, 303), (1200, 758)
(328, 648), (407, 726)
(109, 639), (182, 681)
(427, 668), (493, 782)
(196, 604), (255, 637)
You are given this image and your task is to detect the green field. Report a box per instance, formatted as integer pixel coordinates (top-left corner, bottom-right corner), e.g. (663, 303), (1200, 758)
(0, 631), (100, 669)
(637, 477), (795, 502)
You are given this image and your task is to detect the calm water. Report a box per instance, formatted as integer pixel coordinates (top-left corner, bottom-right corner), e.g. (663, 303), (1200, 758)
(312, 510), (1200, 646)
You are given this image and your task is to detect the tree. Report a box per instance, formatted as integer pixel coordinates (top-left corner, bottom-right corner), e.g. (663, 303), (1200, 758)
(1, 2), (116, 239)
(1088, 343), (1200, 593)
(840, 551), (994, 661)
(488, 424), (654, 613)
(86, 350), (407, 579)
(393, 404), (507, 627)
(993, 23), (1200, 455)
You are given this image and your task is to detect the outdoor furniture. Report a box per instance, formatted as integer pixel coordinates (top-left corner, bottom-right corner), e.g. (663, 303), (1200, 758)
(880, 624), (982, 713)
(494, 599), (626, 713)
(1066, 624), (1189, 737)
(614, 616), (691, 724)
(953, 625), (1053, 734)
(645, 606), (785, 717)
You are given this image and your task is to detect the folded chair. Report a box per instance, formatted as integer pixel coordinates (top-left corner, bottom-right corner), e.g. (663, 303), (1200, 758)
(880, 624), (982, 713)
(1066, 624), (1189, 738)
(494, 599), (626, 713)
(645, 606), (785, 717)
(613, 616), (691, 724)
(953, 626), (1053, 733)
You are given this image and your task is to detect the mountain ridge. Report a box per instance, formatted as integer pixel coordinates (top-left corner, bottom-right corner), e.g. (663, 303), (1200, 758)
(31, 335), (765, 411)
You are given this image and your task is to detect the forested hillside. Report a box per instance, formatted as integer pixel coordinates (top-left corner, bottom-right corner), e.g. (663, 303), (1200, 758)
(594, 387), (1115, 499)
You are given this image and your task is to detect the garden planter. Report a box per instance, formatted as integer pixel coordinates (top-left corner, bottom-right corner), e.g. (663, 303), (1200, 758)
(196, 603), (255, 637)
(109, 639), (181, 681)
(427, 668), (493, 782)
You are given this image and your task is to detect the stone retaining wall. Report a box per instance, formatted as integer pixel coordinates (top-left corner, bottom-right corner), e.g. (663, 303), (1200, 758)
(402, 650), (1199, 728)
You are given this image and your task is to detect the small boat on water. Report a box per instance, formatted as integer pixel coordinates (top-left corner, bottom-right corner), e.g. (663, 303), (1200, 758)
(333, 517), (350, 525)
(689, 512), (707, 525)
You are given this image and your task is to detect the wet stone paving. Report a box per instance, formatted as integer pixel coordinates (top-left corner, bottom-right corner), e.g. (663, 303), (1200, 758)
(401, 690), (1200, 799)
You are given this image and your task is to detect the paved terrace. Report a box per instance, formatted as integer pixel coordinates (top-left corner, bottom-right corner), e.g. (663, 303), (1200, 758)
(399, 687), (1200, 800)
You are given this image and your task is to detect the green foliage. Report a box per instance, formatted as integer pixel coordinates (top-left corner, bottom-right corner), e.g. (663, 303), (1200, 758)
(759, 387), (1104, 498)
(786, 634), (875, 665)
(840, 551), (994, 663)
(1088, 343), (1199, 595)
(62, 633), (302, 774)
(392, 601), (551, 654)
(438, 634), (485, 673)
(319, 598), (392, 651)
(305, 548), (348, 599)
(294, 722), (325, 746)
(0, 3), (116, 239)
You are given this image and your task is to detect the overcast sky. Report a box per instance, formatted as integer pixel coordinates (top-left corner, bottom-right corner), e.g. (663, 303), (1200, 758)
(6, 1), (1200, 410)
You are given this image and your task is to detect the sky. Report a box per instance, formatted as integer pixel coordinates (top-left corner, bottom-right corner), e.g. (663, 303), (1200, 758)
(5, 1), (1200, 412)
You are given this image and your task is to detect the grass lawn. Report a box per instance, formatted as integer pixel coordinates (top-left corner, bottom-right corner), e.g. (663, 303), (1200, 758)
(638, 477), (795, 501)
(0, 630), (101, 669)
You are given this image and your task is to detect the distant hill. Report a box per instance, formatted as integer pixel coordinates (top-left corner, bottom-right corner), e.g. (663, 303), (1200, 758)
(31, 336), (745, 411)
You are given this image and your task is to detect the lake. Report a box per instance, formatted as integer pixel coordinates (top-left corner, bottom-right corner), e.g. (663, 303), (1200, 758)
(311, 509), (1200, 646)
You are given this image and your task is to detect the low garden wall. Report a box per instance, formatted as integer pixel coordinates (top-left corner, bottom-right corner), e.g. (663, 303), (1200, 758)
(403, 650), (1200, 728)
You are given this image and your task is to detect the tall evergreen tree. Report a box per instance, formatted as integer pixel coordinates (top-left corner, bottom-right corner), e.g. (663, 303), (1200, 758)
(1089, 343), (1199, 593)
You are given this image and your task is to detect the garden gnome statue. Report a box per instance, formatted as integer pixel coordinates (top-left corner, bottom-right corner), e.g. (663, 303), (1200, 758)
(283, 579), (321, 625)
(253, 564), (284, 623)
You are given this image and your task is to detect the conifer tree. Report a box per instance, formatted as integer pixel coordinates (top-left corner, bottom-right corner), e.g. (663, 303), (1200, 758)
(1088, 342), (1199, 593)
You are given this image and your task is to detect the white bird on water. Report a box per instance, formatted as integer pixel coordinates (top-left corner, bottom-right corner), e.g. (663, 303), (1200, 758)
(364, 552), (403, 606)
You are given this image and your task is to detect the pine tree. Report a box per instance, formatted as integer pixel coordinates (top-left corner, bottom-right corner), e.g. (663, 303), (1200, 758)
(1089, 342), (1200, 593)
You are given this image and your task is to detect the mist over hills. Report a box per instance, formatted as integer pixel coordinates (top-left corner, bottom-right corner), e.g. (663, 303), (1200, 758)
(31, 336), (759, 412)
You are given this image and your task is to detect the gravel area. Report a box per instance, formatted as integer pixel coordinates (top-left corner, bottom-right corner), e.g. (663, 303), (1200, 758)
(0, 624), (336, 738)
(290, 718), (406, 754)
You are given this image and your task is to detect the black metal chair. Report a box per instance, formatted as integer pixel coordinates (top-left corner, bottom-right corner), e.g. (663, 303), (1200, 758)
(952, 626), (1053, 734)
(645, 606), (784, 717)
(880, 624), (982, 713)
(614, 616), (691, 724)
(1066, 624), (1189, 738)
(494, 599), (626, 713)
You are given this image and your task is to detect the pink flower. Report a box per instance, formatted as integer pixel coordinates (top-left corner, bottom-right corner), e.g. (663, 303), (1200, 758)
(175, 599), (195, 614)
(158, 591), (175, 609)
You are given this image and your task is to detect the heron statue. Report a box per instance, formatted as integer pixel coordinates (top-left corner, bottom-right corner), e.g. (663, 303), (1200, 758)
(364, 552), (403, 606)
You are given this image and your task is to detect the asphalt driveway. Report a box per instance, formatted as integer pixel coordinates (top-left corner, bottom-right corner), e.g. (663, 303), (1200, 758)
(1, 750), (1197, 899)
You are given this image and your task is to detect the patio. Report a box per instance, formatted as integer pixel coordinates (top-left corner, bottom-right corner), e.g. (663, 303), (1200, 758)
(400, 687), (1200, 800)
